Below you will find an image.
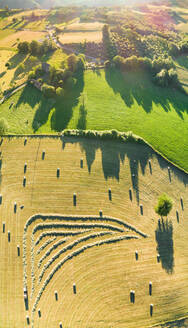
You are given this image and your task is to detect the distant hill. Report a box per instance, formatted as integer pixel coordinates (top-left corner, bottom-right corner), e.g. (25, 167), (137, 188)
(0, 0), (187, 9)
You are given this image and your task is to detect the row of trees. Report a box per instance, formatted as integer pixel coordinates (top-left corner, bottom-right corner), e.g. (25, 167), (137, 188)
(18, 39), (56, 56)
(102, 24), (117, 60)
(106, 55), (181, 89)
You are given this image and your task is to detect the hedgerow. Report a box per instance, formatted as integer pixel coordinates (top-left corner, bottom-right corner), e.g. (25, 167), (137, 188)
(61, 129), (144, 144)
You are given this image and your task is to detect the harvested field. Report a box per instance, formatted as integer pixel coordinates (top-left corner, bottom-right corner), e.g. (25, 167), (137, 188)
(0, 136), (187, 328)
(65, 21), (104, 32)
(0, 30), (46, 48)
(59, 31), (102, 44)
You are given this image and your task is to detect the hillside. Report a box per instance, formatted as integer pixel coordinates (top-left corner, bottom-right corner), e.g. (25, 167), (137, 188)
(0, 0), (178, 9)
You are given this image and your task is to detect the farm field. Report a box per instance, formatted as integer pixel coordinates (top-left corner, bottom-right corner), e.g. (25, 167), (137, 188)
(0, 69), (187, 172)
(0, 30), (46, 48)
(65, 21), (104, 31)
(0, 137), (187, 328)
(0, 50), (27, 91)
(59, 31), (102, 44)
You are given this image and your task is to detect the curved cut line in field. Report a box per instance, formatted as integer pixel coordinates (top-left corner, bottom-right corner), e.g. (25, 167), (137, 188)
(38, 232), (114, 280)
(23, 214), (147, 324)
(32, 235), (140, 317)
(38, 231), (112, 269)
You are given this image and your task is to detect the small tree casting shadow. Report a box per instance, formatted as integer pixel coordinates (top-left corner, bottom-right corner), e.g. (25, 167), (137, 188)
(155, 218), (174, 274)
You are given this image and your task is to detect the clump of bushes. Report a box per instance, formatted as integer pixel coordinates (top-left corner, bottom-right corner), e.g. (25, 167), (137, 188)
(41, 84), (56, 99)
(18, 39), (56, 56)
(62, 129), (145, 144)
(28, 54), (85, 100)
(112, 55), (152, 71)
(154, 68), (179, 88)
(107, 55), (181, 90)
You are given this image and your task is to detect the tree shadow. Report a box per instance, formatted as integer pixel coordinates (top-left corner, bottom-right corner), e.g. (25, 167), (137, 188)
(176, 56), (188, 70)
(61, 137), (188, 205)
(76, 104), (87, 130)
(156, 152), (188, 187)
(9, 53), (27, 70)
(155, 218), (174, 274)
(105, 68), (188, 119)
(0, 71), (6, 78)
(16, 85), (41, 109)
(51, 72), (84, 131)
(16, 73), (84, 133)
(0, 158), (2, 186)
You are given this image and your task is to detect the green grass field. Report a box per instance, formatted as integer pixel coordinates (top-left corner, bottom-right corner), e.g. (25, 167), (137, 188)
(176, 55), (188, 93)
(0, 136), (187, 328)
(0, 69), (187, 172)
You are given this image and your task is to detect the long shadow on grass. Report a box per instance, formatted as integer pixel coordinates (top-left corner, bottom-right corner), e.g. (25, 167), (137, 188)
(61, 139), (155, 204)
(51, 72), (84, 131)
(155, 218), (174, 274)
(105, 68), (188, 119)
(9, 53), (27, 70)
(16, 72), (84, 132)
(61, 137), (188, 204)
(76, 104), (87, 130)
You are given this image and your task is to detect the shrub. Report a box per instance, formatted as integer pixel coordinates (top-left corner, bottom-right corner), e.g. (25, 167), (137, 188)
(152, 56), (175, 74)
(154, 69), (169, 87)
(56, 87), (64, 98)
(28, 70), (36, 80)
(67, 54), (78, 72)
(5, 62), (10, 68)
(0, 118), (8, 135)
(42, 84), (56, 98)
(155, 193), (173, 217)
(30, 40), (40, 56)
(29, 56), (38, 63)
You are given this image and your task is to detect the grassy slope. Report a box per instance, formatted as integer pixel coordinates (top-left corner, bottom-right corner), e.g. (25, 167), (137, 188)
(1, 69), (187, 172)
(0, 137), (187, 328)
(176, 55), (188, 93)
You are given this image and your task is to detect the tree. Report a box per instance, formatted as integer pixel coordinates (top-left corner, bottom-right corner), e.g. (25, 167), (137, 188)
(155, 194), (173, 217)
(56, 87), (64, 98)
(42, 84), (56, 98)
(67, 54), (77, 73)
(18, 41), (29, 54)
(0, 118), (8, 135)
(30, 40), (39, 56)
